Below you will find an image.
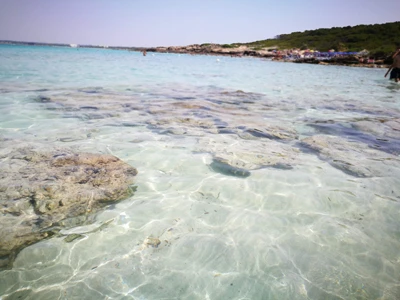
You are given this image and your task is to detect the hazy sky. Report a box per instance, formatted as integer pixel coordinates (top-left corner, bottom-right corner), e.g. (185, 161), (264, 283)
(0, 0), (399, 47)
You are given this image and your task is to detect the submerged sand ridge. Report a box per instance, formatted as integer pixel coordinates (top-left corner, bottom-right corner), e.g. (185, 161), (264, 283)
(0, 140), (138, 269)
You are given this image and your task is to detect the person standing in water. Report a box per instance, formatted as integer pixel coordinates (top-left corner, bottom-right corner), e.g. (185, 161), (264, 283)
(385, 47), (400, 82)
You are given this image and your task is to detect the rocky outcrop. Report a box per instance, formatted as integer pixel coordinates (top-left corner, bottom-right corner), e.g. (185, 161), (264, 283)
(145, 44), (277, 58)
(0, 141), (138, 268)
(126, 44), (390, 67)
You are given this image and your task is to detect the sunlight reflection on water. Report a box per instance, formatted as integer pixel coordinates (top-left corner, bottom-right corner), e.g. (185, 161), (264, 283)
(0, 45), (400, 300)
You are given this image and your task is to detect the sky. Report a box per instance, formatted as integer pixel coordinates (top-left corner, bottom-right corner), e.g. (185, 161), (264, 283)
(0, 0), (399, 47)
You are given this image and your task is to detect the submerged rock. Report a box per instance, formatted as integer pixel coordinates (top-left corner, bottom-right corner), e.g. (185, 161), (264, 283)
(309, 121), (400, 155)
(63, 233), (84, 243)
(34, 95), (52, 103)
(210, 158), (251, 178)
(301, 135), (400, 177)
(147, 116), (218, 136)
(198, 136), (299, 171)
(144, 237), (161, 248)
(351, 118), (400, 149)
(242, 126), (298, 141)
(0, 143), (138, 269)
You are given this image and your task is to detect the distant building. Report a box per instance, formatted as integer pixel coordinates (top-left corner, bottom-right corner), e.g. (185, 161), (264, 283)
(70, 44), (78, 48)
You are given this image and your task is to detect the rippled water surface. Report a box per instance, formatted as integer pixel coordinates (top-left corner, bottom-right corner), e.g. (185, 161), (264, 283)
(1, 45), (400, 300)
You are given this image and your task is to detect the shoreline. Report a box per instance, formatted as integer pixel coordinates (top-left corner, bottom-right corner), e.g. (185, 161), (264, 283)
(136, 44), (391, 69)
(1, 41), (391, 69)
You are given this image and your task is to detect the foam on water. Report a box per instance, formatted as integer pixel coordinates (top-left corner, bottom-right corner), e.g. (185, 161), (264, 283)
(1, 45), (400, 300)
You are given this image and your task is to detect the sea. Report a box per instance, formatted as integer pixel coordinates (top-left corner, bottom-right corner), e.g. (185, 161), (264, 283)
(0, 44), (400, 300)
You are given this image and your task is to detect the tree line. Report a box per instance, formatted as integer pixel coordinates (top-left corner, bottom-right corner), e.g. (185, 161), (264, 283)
(238, 22), (400, 58)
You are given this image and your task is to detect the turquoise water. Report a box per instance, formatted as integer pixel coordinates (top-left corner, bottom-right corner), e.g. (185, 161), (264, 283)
(0, 44), (400, 299)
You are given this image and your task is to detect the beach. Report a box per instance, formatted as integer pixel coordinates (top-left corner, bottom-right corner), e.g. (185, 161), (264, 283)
(1, 44), (400, 300)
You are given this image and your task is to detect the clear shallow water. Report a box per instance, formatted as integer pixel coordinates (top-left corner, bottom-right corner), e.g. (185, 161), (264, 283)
(0, 44), (400, 299)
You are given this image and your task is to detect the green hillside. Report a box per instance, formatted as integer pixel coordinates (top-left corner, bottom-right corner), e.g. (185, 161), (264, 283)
(239, 22), (400, 57)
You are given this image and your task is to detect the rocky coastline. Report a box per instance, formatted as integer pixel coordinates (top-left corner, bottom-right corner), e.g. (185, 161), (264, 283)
(1, 41), (390, 68)
(135, 44), (390, 68)
(143, 44), (274, 58)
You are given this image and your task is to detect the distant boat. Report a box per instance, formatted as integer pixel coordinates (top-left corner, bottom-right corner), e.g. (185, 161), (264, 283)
(70, 44), (78, 48)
